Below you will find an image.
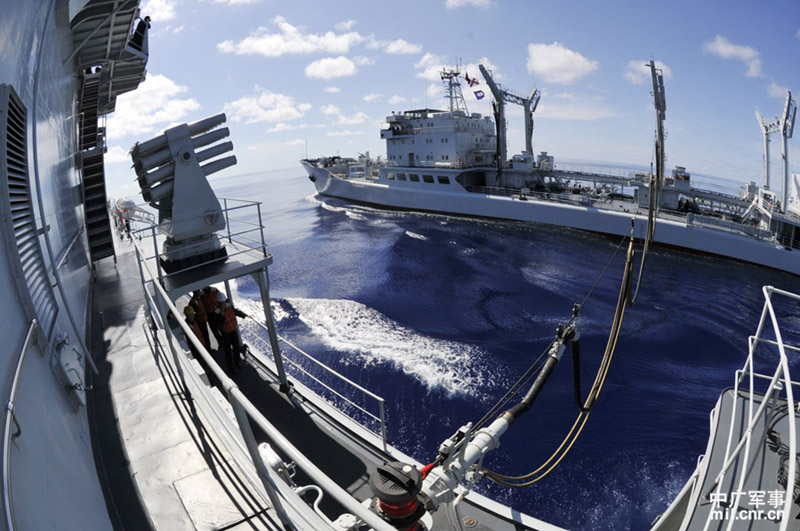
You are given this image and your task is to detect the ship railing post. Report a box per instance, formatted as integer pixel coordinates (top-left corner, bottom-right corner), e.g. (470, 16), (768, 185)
(229, 395), (295, 529)
(224, 198), (232, 243)
(150, 225), (163, 286)
(378, 398), (388, 452)
(257, 203), (267, 257)
(255, 268), (290, 392)
(134, 244), (151, 322)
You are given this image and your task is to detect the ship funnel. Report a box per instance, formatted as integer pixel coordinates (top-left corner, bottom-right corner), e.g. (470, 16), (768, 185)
(130, 113), (237, 272)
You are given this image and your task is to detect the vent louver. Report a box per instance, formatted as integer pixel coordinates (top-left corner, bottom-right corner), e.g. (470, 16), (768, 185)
(0, 84), (58, 340)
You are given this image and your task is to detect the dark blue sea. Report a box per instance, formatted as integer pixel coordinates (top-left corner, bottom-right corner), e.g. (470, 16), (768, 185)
(211, 168), (800, 530)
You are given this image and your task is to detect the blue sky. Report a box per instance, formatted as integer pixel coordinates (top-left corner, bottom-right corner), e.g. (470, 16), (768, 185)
(105, 0), (800, 200)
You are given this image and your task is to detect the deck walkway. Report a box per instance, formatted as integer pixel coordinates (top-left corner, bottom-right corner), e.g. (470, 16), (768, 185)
(88, 224), (282, 530)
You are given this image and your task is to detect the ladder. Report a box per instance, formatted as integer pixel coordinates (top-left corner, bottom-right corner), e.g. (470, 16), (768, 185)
(79, 74), (115, 266)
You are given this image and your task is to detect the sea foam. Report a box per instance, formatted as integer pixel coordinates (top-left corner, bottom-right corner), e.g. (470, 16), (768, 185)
(283, 298), (495, 397)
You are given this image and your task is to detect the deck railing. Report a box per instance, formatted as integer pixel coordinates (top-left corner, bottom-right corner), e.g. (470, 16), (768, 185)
(687, 213), (774, 240)
(245, 322), (388, 451)
(703, 285), (799, 530)
(131, 222), (395, 530)
(3, 319), (38, 531)
(133, 198), (268, 284)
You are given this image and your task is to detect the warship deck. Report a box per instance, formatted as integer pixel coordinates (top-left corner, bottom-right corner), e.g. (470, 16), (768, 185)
(88, 217), (561, 530)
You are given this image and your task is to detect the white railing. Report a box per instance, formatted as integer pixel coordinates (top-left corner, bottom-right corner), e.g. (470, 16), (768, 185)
(245, 322), (388, 451)
(704, 285), (799, 531)
(3, 319), (38, 531)
(131, 238), (396, 530)
(687, 213), (774, 240)
(133, 198), (268, 284)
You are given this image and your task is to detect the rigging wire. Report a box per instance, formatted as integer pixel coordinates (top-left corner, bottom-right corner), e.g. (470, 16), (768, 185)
(466, 63), (665, 488)
(482, 237), (636, 487)
(469, 233), (630, 437)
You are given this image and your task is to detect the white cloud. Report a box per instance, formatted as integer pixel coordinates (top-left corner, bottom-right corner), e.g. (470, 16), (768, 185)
(526, 42), (598, 84)
(703, 35), (762, 77)
(445, 0), (493, 9)
(285, 139), (306, 146)
(106, 74), (200, 137)
(223, 87), (311, 123)
(335, 20), (357, 31)
(388, 95), (406, 105)
(326, 130), (364, 136)
(338, 111), (368, 125)
(324, 86), (341, 93)
(623, 60), (673, 85)
(141, 0), (177, 21)
(463, 57), (500, 83)
(352, 55), (375, 66)
(320, 105), (368, 125)
(213, 0), (259, 4)
(105, 145), (130, 164)
(426, 82), (444, 106)
(768, 82), (789, 99)
(305, 56), (358, 79)
(266, 122), (307, 133)
(363, 93), (382, 103)
(217, 16), (363, 57)
(367, 37), (423, 55)
(321, 104), (341, 115)
(415, 53), (449, 80)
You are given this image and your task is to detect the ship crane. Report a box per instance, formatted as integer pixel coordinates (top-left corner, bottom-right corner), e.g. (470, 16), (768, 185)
(756, 90), (796, 210)
(478, 64), (541, 166)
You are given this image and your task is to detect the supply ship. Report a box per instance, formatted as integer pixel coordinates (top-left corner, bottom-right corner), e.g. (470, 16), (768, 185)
(2, 2), (799, 531)
(302, 63), (800, 276)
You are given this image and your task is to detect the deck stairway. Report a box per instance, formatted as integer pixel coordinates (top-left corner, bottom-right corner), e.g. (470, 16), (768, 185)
(79, 74), (115, 265)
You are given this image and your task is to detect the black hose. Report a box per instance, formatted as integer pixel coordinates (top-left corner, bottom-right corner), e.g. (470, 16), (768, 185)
(504, 327), (575, 425)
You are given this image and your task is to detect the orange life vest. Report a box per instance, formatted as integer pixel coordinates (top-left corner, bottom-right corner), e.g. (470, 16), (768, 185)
(193, 299), (207, 324)
(188, 319), (206, 348)
(220, 305), (238, 334)
(203, 290), (219, 315)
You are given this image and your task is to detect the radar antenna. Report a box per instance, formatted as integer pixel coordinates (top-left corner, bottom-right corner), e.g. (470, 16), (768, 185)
(440, 67), (469, 114)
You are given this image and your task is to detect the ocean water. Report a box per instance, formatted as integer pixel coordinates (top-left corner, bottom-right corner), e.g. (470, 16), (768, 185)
(211, 169), (800, 530)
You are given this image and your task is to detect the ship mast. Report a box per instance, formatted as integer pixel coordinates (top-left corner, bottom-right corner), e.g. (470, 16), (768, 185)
(440, 67), (469, 114)
(650, 60), (666, 194)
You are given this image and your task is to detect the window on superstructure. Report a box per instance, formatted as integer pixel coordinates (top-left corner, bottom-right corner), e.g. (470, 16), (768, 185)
(409, 174), (420, 182)
(387, 173), (395, 180)
(398, 173), (407, 181)
(438, 176), (450, 184)
(422, 174), (434, 183)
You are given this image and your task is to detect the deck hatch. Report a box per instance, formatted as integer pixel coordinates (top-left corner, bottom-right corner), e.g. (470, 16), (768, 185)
(0, 84), (58, 341)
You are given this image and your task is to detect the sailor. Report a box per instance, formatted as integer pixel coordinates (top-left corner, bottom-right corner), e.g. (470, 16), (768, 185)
(202, 286), (222, 344)
(130, 16), (150, 52)
(183, 305), (221, 389)
(212, 292), (248, 374)
(190, 291), (210, 349)
(182, 305), (206, 355)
